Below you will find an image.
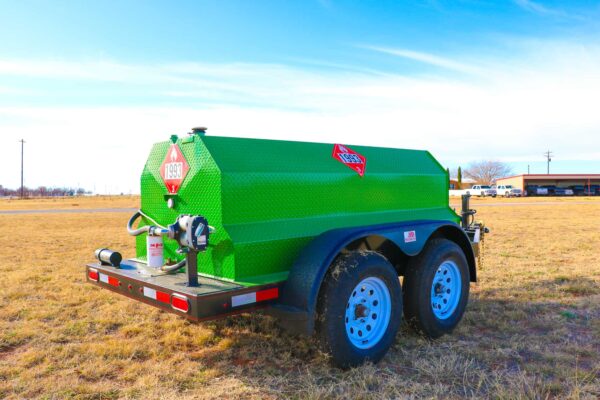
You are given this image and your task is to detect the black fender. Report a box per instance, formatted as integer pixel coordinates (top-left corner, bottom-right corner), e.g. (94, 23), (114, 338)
(270, 220), (475, 336)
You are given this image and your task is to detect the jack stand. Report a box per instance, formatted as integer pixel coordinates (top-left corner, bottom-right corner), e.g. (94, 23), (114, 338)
(461, 194), (475, 229)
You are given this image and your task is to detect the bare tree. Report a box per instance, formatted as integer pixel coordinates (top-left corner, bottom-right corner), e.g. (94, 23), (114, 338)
(464, 160), (513, 185)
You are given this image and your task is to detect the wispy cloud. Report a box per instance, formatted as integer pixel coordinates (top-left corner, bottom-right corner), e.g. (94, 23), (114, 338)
(1, 38), (600, 191)
(360, 46), (483, 75)
(513, 0), (582, 19)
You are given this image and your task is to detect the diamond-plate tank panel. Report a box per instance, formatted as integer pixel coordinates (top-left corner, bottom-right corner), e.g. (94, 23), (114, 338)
(137, 134), (458, 287)
(136, 136), (236, 281)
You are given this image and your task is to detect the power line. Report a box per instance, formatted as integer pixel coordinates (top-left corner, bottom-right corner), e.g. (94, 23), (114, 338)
(543, 150), (553, 175)
(19, 139), (25, 199)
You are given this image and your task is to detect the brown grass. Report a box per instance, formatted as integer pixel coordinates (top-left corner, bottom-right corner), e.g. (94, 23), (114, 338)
(0, 198), (599, 399)
(0, 196), (139, 211)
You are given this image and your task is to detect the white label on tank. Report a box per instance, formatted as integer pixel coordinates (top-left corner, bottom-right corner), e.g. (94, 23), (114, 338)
(404, 230), (417, 243)
(231, 292), (257, 307)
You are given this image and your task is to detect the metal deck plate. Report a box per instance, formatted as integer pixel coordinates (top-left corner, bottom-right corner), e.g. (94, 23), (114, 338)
(88, 259), (242, 297)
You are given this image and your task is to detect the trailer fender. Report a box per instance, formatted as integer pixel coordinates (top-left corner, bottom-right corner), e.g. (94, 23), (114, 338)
(271, 220), (475, 336)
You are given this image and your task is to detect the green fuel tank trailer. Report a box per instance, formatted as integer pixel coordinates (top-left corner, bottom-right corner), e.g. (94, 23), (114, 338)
(136, 132), (458, 286)
(88, 129), (485, 368)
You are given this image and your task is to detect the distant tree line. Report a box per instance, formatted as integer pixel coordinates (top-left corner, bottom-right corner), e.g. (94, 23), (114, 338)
(0, 185), (91, 197)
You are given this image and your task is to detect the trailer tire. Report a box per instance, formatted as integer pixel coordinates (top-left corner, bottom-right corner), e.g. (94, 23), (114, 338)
(316, 251), (402, 368)
(403, 239), (469, 339)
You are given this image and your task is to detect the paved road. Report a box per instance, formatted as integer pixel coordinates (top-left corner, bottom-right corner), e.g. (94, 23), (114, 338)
(450, 201), (597, 207)
(0, 208), (137, 215)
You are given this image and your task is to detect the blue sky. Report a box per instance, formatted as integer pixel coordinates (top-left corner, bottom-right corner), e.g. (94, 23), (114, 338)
(1, 1), (600, 192)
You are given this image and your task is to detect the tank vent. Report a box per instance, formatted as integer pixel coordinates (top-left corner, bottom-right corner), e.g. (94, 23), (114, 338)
(191, 127), (207, 136)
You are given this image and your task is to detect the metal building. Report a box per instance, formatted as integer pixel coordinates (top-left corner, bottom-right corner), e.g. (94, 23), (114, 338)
(495, 174), (600, 195)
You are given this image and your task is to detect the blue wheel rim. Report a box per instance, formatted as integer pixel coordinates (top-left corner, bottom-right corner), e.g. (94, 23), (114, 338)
(344, 276), (392, 350)
(430, 260), (461, 320)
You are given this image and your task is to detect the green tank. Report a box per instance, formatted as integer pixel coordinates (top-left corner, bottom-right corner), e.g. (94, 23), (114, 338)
(88, 129), (484, 368)
(136, 132), (457, 286)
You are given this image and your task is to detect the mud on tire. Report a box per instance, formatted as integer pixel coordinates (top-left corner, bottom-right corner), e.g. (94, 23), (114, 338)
(316, 251), (402, 368)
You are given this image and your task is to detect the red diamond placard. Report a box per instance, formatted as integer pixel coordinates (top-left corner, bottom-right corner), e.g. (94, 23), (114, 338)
(332, 143), (366, 177)
(160, 144), (190, 194)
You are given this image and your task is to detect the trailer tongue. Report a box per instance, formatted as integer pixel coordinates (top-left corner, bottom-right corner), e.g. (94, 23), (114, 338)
(86, 128), (486, 368)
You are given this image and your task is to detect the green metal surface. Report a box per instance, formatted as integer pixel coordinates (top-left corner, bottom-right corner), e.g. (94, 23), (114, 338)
(136, 135), (458, 286)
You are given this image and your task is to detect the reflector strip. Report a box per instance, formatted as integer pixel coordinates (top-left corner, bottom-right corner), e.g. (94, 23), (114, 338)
(88, 268), (99, 282)
(231, 292), (256, 307)
(256, 287), (279, 302)
(231, 287), (279, 308)
(156, 291), (170, 304)
(171, 293), (189, 313)
(142, 287), (170, 304)
(143, 287), (156, 299)
(99, 273), (120, 287)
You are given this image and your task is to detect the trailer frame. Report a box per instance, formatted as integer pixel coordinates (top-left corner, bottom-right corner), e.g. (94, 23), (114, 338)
(85, 260), (282, 322)
(86, 202), (482, 328)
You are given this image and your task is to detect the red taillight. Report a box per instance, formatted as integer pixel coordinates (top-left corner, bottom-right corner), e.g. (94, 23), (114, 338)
(171, 293), (189, 313)
(88, 268), (99, 281)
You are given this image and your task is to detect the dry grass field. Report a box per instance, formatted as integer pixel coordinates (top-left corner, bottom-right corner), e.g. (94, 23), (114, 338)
(0, 196), (138, 211)
(1, 196), (599, 399)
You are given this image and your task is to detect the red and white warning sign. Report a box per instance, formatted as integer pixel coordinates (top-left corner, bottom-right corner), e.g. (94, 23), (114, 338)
(160, 144), (190, 194)
(332, 143), (366, 176)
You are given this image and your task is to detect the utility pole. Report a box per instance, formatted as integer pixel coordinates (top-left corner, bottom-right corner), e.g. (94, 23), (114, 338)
(19, 139), (25, 199)
(543, 150), (553, 174)
(527, 164), (530, 174)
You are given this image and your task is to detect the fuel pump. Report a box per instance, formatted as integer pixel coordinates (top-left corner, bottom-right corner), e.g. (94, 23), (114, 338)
(122, 211), (211, 286)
